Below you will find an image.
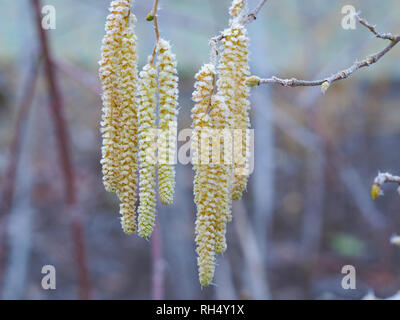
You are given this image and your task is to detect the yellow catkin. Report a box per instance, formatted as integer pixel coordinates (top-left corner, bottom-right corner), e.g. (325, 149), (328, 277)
(192, 64), (218, 286)
(218, 21), (251, 201)
(99, 0), (131, 193)
(157, 39), (179, 205)
(229, 0), (247, 24)
(209, 95), (232, 254)
(116, 13), (139, 235)
(233, 23), (251, 200)
(137, 59), (158, 239)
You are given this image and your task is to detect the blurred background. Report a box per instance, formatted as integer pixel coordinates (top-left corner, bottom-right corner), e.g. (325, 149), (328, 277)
(0, 0), (400, 300)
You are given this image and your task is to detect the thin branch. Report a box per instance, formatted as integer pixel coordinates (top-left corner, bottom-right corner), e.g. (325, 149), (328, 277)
(148, 0), (159, 20)
(0, 53), (41, 290)
(356, 14), (398, 41)
(154, 16), (160, 42)
(149, 0), (160, 64)
(252, 15), (400, 90)
(242, 0), (268, 25)
(209, 0), (268, 62)
(371, 172), (400, 200)
(374, 172), (400, 185)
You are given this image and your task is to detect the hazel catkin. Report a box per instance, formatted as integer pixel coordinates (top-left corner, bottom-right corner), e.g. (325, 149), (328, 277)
(209, 95), (232, 254)
(137, 59), (158, 239)
(116, 13), (139, 235)
(192, 64), (219, 286)
(100, 0), (132, 193)
(217, 22), (251, 201)
(157, 39), (179, 205)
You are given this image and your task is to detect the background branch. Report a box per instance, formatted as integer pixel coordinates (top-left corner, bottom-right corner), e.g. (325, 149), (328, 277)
(151, 221), (164, 300)
(0, 54), (41, 289)
(32, 0), (91, 299)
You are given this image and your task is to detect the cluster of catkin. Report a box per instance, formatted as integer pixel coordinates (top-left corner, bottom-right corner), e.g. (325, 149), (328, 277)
(192, 0), (251, 286)
(100, 0), (178, 239)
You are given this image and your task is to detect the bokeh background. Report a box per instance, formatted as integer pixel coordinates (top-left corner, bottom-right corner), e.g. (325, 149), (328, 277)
(0, 0), (400, 300)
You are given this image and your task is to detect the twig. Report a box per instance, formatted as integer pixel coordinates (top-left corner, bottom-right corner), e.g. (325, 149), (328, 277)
(207, 0), (268, 108)
(242, 0), (268, 25)
(147, 0), (159, 21)
(356, 14), (398, 41)
(149, 0), (160, 64)
(372, 172), (400, 200)
(154, 16), (160, 43)
(252, 15), (400, 90)
(374, 172), (400, 185)
(32, 0), (91, 299)
(209, 0), (268, 63)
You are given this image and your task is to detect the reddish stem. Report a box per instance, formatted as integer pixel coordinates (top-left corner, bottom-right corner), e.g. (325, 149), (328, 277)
(0, 55), (41, 288)
(32, 0), (91, 299)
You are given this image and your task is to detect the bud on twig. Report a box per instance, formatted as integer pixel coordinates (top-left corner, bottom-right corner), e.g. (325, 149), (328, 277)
(246, 75), (260, 87)
(371, 183), (381, 200)
(321, 81), (330, 94)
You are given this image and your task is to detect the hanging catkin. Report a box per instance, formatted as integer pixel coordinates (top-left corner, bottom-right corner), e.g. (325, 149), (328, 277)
(231, 23), (251, 201)
(116, 13), (139, 235)
(217, 2), (251, 201)
(100, 0), (131, 193)
(209, 95), (232, 254)
(157, 39), (179, 205)
(137, 59), (158, 239)
(192, 64), (219, 286)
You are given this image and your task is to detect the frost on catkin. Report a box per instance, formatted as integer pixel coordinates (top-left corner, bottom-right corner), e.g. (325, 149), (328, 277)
(137, 59), (158, 239)
(192, 64), (218, 286)
(217, 22), (251, 201)
(116, 13), (139, 235)
(99, 0), (131, 193)
(229, 0), (248, 24)
(157, 39), (178, 205)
